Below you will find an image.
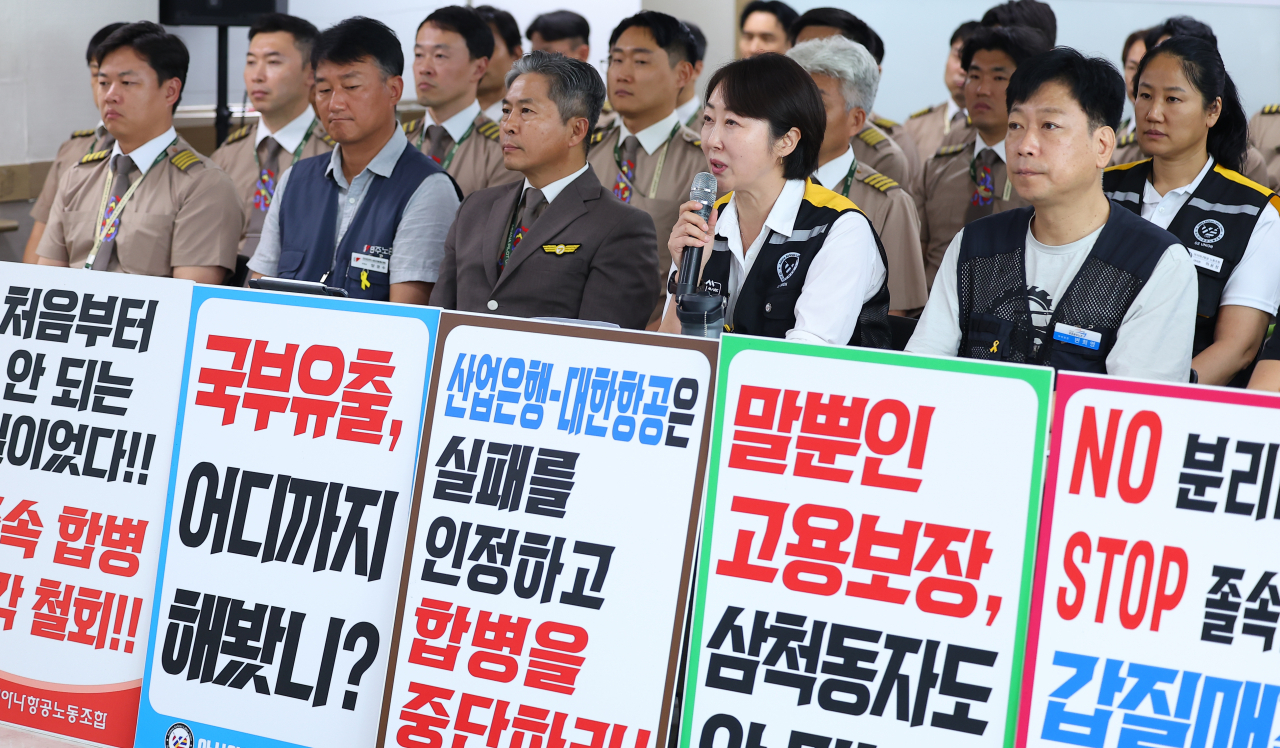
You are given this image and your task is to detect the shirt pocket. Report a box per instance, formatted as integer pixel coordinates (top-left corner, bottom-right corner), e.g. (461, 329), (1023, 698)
(965, 313), (1014, 359)
(118, 212), (176, 276)
(58, 210), (98, 267)
(760, 287), (801, 338)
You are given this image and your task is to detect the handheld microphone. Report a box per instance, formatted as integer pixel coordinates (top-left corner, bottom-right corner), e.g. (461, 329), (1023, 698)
(676, 172), (717, 297)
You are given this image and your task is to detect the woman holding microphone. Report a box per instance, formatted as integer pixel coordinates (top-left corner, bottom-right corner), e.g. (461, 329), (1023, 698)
(1104, 36), (1280, 386)
(657, 53), (891, 347)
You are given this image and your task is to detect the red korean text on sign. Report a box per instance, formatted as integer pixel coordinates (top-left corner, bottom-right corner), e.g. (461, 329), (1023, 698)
(193, 335), (404, 450)
(728, 385), (934, 491)
(715, 497), (1002, 625)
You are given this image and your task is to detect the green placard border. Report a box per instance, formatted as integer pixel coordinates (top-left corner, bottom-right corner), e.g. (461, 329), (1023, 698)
(678, 336), (1053, 748)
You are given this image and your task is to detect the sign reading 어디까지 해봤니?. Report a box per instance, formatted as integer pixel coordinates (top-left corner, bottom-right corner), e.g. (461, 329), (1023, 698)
(379, 313), (718, 748)
(0, 264), (192, 747)
(134, 287), (438, 748)
(683, 335), (1053, 748)
(1020, 373), (1280, 748)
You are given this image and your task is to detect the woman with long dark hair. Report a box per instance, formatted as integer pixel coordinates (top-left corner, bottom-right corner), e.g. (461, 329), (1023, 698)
(658, 53), (890, 346)
(1103, 36), (1280, 386)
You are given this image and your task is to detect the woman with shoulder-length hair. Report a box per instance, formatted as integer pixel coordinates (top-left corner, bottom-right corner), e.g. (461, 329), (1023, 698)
(657, 53), (891, 347)
(1104, 35), (1280, 387)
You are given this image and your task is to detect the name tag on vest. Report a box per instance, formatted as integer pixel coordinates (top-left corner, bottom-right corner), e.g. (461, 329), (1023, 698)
(1053, 323), (1102, 350)
(1188, 248), (1224, 274)
(352, 245), (391, 274)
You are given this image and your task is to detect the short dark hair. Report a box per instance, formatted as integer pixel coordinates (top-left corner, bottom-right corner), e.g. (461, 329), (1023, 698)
(961, 24), (1051, 71)
(526, 11), (590, 47)
(421, 6), (496, 61)
(87, 23), (127, 65)
(684, 21), (707, 64)
(950, 20), (982, 48)
(705, 53), (824, 180)
(248, 13), (320, 61)
(981, 0), (1056, 46)
(1121, 28), (1152, 63)
(1144, 16), (1217, 51)
(1007, 46), (1125, 133)
(506, 51), (606, 154)
(93, 22), (189, 112)
(475, 6), (521, 55)
(609, 11), (696, 66)
(788, 8), (882, 63)
(739, 1), (799, 33)
(1137, 35), (1248, 173)
(312, 16), (403, 78)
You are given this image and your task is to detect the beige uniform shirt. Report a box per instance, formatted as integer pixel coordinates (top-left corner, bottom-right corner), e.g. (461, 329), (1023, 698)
(1248, 106), (1280, 191)
(902, 102), (972, 167)
(871, 114), (921, 191)
(587, 118), (707, 323)
(852, 124), (912, 197)
(913, 131), (1029, 288)
(30, 126), (115, 224)
(822, 160), (928, 312)
(403, 112), (519, 197)
(211, 117), (335, 251)
(37, 133), (242, 276)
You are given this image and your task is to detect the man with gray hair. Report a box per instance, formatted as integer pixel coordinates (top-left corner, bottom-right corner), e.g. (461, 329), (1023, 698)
(430, 51), (659, 328)
(788, 36), (928, 315)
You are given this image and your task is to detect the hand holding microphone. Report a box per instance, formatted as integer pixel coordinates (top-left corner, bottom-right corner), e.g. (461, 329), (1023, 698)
(667, 171), (719, 291)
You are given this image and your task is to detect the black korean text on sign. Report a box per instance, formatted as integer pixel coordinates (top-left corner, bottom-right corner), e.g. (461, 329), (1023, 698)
(1, 287), (158, 351)
(432, 436), (578, 518)
(160, 588), (379, 710)
(419, 515), (613, 610)
(178, 462), (399, 582)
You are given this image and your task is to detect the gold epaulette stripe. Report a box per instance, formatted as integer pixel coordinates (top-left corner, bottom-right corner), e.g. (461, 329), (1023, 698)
(80, 150), (109, 164)
(863, 174), (899, 191)
(71, 129), (95, 138)
(319, 132), (336, 147)
(403, 118), (420, 134)
(1264, 104), (1280, 115)
(477, 121), (500, 141)
(170, 150), (201, 171)
(873, 117), (899, 129)
(589, 129), (606, 145)
(936, 144), (966, 157)
(908, 106), (933, 120)
(858, 128), (887, 147)
(1117, 132), (1136, 147)
(223, 126), (251, 144)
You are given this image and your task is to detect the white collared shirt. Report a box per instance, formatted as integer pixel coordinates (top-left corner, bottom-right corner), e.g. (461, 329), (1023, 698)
(945, 98), (962, 123)
(665, 179), (886, 345)
(1140, 155), (1280, 314)
(813, 147), (855, 192)
(973, 135), (1007, 164)
(256, 106), (317, 154)
(111, 126), (177, 177)
(676, 97), (702, 127)
(431, 99), (481, 143)
(523, 163), (590, 206)
(483, 100), (505, 124)
(618, 111), (681, 156)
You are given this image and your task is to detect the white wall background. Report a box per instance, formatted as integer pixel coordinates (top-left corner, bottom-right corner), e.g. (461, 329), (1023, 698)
(0, 0), (156, 166)
(788, 0), (1280, 124)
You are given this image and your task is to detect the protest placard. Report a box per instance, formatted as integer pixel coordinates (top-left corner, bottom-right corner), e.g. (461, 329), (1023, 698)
(683, 336), (1052, 748)
(0, 264), (192, 747)
(1020, 373), (1280, 748)
(134, 287), (438, 748)
(379, 314), (717, 748)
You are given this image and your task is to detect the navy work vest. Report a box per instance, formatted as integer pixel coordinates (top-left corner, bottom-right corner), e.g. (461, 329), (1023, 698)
(275, 141), (451, 301)
(698, 180), (891, 348)
(1104, 158), (1277, 355)
(957, 204), (1173, 373)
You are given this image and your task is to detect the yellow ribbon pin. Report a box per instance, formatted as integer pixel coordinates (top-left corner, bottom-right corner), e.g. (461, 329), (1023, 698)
(990, 340), (1000, 353)
(360, 270), (370, 290)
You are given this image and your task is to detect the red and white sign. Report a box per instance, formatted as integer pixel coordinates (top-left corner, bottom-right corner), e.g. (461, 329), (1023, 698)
(1020, 373), (1280, 748)
(0, 264), (192, 746)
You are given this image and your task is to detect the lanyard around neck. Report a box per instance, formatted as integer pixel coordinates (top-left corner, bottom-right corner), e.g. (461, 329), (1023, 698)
(416, 119), (475, 171)
(84, 140), (175, 270)
(254, 119), (316, 170)
(839, 154), (858, 198)
(613, 122), (682, 201)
